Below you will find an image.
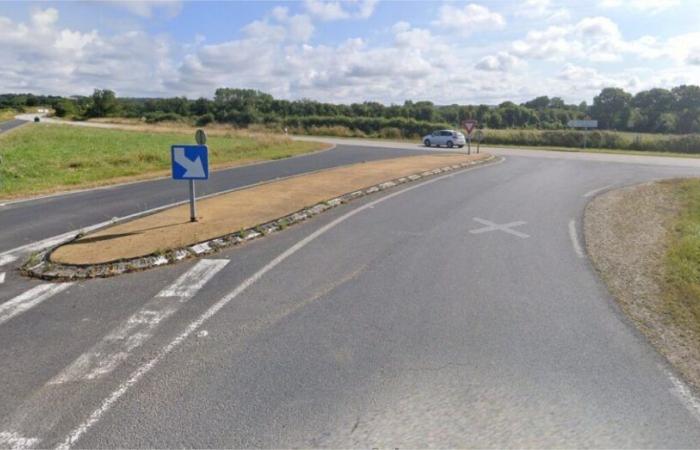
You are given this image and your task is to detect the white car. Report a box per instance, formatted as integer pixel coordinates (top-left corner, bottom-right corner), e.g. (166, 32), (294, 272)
(422, 130), (466, 148)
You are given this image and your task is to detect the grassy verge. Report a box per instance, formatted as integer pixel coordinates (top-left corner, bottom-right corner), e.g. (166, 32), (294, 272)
(0, 124), (325, 199)
(0, 108), (19, 121)
(663, 179), (700, 340)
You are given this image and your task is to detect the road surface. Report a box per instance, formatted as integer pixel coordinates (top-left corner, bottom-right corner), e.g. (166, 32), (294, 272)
(0, 144), (435, 254)
(2, 140), (700, 448)
(0, 119), (27, 134)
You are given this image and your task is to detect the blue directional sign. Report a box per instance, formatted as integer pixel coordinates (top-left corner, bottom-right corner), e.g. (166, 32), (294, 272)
(171, 145), (209, 180)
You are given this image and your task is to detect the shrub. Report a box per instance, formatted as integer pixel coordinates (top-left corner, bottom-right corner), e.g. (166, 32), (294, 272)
(144, 112), (184, 123)
(195, 113), (214, 126)
(378, 127), (403, 139)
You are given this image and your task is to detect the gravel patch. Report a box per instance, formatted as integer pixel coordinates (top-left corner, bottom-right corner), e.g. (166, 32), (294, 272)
(584, 181), (700, 389)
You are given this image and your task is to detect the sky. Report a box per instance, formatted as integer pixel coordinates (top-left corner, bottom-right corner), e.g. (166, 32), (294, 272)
(0, 0), (699, 105)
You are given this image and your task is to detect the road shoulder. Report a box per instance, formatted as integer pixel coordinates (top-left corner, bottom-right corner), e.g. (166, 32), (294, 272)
(584, 180), (700, 390)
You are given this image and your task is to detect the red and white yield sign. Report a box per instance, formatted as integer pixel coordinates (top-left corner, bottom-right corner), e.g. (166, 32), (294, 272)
(462, 119), (478, 135)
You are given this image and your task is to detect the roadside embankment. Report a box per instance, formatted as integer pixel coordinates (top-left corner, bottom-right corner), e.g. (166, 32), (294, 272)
(26, 153), (492, 279)
(585, 179), (700, 389)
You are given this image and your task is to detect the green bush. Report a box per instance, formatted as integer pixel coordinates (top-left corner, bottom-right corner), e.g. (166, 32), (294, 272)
(195, 113), (214, 126)
(379, 127), (403, 139)
(481, 128), (700, 153)
(144, 112), (184, 123)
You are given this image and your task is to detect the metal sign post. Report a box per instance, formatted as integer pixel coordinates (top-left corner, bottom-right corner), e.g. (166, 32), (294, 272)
(462, 119), (478, 156)
(475, 129), (484, 154)
(172, 129), (209, 222)
(567, 119), (598, 150)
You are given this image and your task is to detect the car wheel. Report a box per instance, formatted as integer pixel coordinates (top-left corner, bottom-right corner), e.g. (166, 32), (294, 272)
(458, 145), (464, 148)
(447, 140), (454, 148)
(424, 139), (431, 147)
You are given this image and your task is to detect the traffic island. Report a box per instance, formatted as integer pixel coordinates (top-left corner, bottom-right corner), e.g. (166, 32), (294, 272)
(24, 152), (494, 280)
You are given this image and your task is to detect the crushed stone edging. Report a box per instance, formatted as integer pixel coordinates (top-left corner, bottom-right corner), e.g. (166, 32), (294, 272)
(23, 155), (496, 280)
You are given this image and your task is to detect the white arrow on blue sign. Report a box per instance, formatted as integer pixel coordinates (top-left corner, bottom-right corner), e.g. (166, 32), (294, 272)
(171, 145), (209, 180)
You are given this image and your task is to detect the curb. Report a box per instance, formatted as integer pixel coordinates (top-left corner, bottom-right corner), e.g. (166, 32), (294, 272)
(23, 155), (497, 281)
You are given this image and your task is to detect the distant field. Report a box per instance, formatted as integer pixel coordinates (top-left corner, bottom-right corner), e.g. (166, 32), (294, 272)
(289, 124), (700, 154)
(482, 128), (700, 154)
(0, 124), (324, 199)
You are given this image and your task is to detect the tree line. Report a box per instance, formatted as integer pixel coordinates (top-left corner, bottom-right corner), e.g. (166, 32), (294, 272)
(1, 85), (699, 136)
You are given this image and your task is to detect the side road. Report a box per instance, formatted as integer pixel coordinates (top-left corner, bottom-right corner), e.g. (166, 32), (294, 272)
(292, 135), (700, 168)
(0, 119), (27, 134)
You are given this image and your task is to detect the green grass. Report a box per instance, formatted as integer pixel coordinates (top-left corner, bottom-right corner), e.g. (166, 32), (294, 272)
(663, 179), (700, 341)
(0, 108), (19, 121)
(0, 124), (323, 199)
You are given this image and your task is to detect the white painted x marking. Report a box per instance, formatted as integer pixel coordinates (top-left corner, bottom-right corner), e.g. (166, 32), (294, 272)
(469, 217), (530, 239)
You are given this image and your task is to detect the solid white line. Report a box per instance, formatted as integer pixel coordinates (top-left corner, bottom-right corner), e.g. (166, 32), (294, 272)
(583, 184), (614, 198)
(56, 156), (504, 449)
(569, 219), (584, 258)
(50, 259), (229, 385)
(0, 272), (5, 284)
(664, 367), (700, 424)
(0, 283), (73, 326)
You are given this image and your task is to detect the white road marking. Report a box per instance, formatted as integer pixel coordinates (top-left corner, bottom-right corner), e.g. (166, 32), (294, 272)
(56, 156), (504, 450)
(583, 184), (614, 198)
(0, 431), (40, 449)
(664, 367), (700, 424)
(50, 259), (229, 385)
(469, 217), (530, 239)
(0, 283), (73, 326)
(0, 254), (18, 267)
(0, 272), (5, 284)
(568, 219), (584, 258)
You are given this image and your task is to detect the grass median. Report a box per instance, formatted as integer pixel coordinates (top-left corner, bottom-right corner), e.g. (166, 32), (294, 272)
(0, 124), (325, 200)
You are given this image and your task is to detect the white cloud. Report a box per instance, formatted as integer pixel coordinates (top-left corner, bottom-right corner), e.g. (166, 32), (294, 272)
(264, 7), (314, 42)
(30, 7), (58, 31)
(0, 8), (174, 95)
(475, 52), (521, 72)
(1, 3), (698, 106)
(392, 21), (436, 50)
(304, 0), (377, 21)
(598, 0), (680, 13)
(511, 16), (665, 62)
(433, 3), (505, 34)
(103, 0), (183, 18)
(516, 0), (570, 22)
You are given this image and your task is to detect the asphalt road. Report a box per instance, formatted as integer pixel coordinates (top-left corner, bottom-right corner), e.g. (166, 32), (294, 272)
(0, 119), (27, 134)
(0, 144), (433, 254)
(2, 142), (700, 448)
